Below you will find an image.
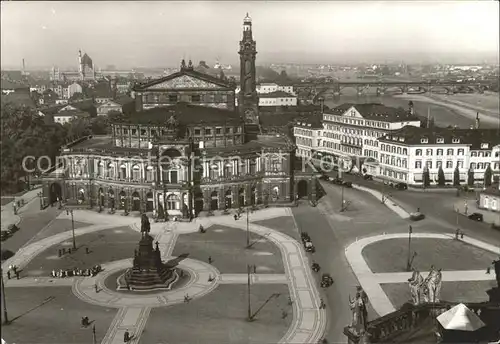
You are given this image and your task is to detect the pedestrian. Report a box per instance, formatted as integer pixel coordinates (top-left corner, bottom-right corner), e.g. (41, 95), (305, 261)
(86, 247), (90, 254)
(6, 271), (10, 280)
(208, 256), (212, 264)
(123, 329), (130, 343)
(253, 265), (257, 274)
(486, 266), (491, 274)
(184, 294), (190, 303)
(58, 249), (62, 257)
(234, 214), (238, 221)
(208, 274), (214, 282)
(288, 296), (293, 305)
(455, 228), (460, 240)
(12, 265), (17, 274)
(281, 309), (288, 319)
(94, 283), (98, 293)
(15, 271), (20, 280)
(68, 248), (72, 254)
(461, 232), (464, 239)
(319, 298), (326, 309)
(62, 248), (66, 254)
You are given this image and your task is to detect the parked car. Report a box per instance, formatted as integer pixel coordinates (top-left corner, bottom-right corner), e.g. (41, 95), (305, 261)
(1, 231), (11, 242)
(319, 174), (330, 181)
(331, 178), (343, 185)
(7, 224), (19, 236)
(410, 212), (425, 221)
(468, 213), (484, 222)
(394, 183), (408, 190)
(1, 249), (15, 261)
(342, 181), (353, 188)
(363, 174), (373, 180)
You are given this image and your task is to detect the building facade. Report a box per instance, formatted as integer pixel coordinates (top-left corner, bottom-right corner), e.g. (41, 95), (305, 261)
(41, 14), (310, 218)
(235, 90), (297, 107)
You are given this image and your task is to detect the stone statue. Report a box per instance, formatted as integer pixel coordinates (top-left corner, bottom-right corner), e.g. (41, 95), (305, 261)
(408, 268), (424, 305)
(141, 214), (151, 233)
(421, 265), (442, 303)
(349, 287), (368, 334)
(166, 115), (178, 131)
(493, 257), (500, 288)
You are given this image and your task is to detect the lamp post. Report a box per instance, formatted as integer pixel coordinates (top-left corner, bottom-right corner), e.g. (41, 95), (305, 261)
(246, 206), (250, 248)
(38, 192), (44, 210)
(340, 184), (345, 212)
(66, 209), (77, 250)
(92, 324), (96, 344)
(406, 225), (413, 271)
(246, 264), (253, 321)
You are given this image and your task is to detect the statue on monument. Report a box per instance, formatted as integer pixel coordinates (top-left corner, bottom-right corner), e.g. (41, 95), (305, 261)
(493, 257), (500, 288)
(408, 268), (424, 305)
(141, 213), (151, 233)
(421, 265), (442, 303)
(349, 286), (368, 335)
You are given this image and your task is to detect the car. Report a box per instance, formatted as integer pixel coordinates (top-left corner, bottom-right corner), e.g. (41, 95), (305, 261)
(468, 213), (483, 222)
(1, 231), (11, 241)
(410, 212), (425, 221)
(319, 175), (330, 181)
(395, 183), (408, 190)
(342, 181), (353, 188)
(332, 178), (343, 185)
(363, 174), (374, 180)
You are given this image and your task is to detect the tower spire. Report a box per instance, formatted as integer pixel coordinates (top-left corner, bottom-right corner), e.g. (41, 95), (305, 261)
(239, 13), (259, 125)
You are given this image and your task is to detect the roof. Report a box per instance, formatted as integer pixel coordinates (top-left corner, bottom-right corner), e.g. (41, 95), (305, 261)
(69, 99), (96, 111)
(379, 127), (500, 147)
(327, 103), (420, 123)
(39, 104), (67, 116)
(294, 115), (323, 129)
(64, 135), (150, 154)
(55, 110), (90, 118)
(91, 82), (113, 98)
(259, 91), (296, 98)
(1, 79), (27, 90)
(81, 53), (93, 68)
(133, 68), (233, 91)
(112, 96), (134, 106)
(203, 135), (293, 155)
(124, 102), (243, 125)
(437, 303), (485, 331)
(260, 113), (300, 128)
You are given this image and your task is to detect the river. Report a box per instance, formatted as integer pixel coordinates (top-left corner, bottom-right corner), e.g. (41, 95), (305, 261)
(322, 92), (499, 129)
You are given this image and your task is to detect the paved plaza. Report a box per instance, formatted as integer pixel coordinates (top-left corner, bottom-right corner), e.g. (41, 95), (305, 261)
(1, 207), (327, 344)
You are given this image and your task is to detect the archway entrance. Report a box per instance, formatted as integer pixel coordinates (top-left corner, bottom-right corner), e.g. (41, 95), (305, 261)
(225, 189), (232, 209)
(194, 190), (204, 215)
(297, 180), (308, 199)
(132, 191), (141, 211)
(98, 188), (105, 207)
(146, 192), (154, 212)
(49, 183), (62, 205)
(108, 189), (115, 209)
(119, 191), (126, 210)
(210, 191), (218, 211)
(251, 187), (256, 205)
(238, 188), (245, 207)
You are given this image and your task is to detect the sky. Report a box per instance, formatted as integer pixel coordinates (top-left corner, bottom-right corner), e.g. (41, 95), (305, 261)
(1, 1), (499, 69)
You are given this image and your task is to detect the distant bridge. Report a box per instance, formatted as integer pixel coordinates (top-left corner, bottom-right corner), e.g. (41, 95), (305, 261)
(293, 80), (492, 102)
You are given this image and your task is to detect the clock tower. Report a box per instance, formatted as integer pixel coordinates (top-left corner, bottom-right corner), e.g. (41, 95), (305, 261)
(238, 13), (259, 124)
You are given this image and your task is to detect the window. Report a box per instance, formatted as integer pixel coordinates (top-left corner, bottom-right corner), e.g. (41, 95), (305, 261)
(146, 165), (154, 181)
(437, 161), (442, 168)
(166, 194), (179, 210)
(216, 128), (222, 135)
(269, 155), (282, 172)
(226, 127), (231, 134)
(437, 149), (443, 156)
(168, 95), (178, 102)
(447, 149), (453, 156)
(457, 161), (464, 168)
(458, 149), (464, 155)
(426, 149), (433, 156)
(415, 161), (422, 169)
(249, 158), (257, 174)
(132, 165), (140, 181)
(170, 170), (178, 183)
(205, 128), (212, 135)
(471, 151), (478, 157)
(427, 161), (433, 169)
(452, 138), (460, 143)
(437, 137), (444, 143)
(191, 95), (201, 102)
(421, 138), (428, 144)
(120, 164), (127, 179)
(224, 162), (232, 177)
(416, 149), (422, 156)
(470, 163), (476, 169)
(446, 161), (453, 168)
(194, 129), (201, 135)
(403, 148), (407, 155)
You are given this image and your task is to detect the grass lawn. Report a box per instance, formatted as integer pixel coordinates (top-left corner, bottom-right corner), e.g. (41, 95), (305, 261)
(1, 286), (116, 344)
(23, 226), (141, 277)
(142, 284), (291, 344)
(362, 238), (497, 273)
(172, 225), (284, 274)
(382, 280), (496, 309)
(253, 216), (300, 241)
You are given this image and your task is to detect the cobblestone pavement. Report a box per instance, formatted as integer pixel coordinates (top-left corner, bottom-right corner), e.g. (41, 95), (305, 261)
(2, 207), (327, 344)
(345, 232), (500, 316)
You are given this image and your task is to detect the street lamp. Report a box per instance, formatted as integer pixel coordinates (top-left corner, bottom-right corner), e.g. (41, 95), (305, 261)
(340, 184), (345, 212)
(406, 225), (413, 271)
(92, 324), (96, 344)
(246, 264), (253, 322)
(1, 268), (9, 325)
(38, 192), (44, 210)
(66, 209), (77, 250)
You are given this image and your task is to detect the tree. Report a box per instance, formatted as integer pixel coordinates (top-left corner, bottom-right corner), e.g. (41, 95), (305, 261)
(437, 165), (445, 186)
(423, 167), (431, 188)
(453, 167), (460, 186)
(484, 164), (493, 187)
(467, 168), (475, 187)
(70, 92), (85, 101)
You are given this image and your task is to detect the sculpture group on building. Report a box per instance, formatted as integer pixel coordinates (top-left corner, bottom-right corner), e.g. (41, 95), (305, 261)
(348, 286), (369, 335)
(407, 265), (443, 305)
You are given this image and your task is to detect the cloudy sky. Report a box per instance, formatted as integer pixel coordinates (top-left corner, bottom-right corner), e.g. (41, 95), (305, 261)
(1, 1), (499, 69)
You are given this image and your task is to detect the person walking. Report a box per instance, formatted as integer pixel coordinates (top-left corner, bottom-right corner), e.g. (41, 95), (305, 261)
(208, 256), (212, 264)
(7, 270), (10, 280)
(123, 329), (130, 342)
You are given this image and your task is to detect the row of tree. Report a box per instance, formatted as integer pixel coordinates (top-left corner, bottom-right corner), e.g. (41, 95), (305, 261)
(422, 165), (494, 188)
(0, 102), (117, 194)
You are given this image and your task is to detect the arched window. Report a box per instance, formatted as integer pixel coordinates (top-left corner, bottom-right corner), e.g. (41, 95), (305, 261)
(209, 161), (219, 180)
(269, 155), (282, 172)
(403, 148), (407, 155)
(145, 165), (154, 182)
(107, 163), (114, 178)
(397, 147), (402, 155)
(458, 149), (464, 155)
(416, 149), (422, 156)
(166, 194), (179, 210)
(132, 165), (140, 181)
(119, 164), (127, 180)
(447, 149), (454, 156)
(224, 162), (233, 177)
(470, 163), (476, 169)
(98, 161), (104, 177)
(249, 158), (257, 174)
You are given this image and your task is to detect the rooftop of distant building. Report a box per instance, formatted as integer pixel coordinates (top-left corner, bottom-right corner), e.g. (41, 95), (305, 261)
(326, 103), (420, 123)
